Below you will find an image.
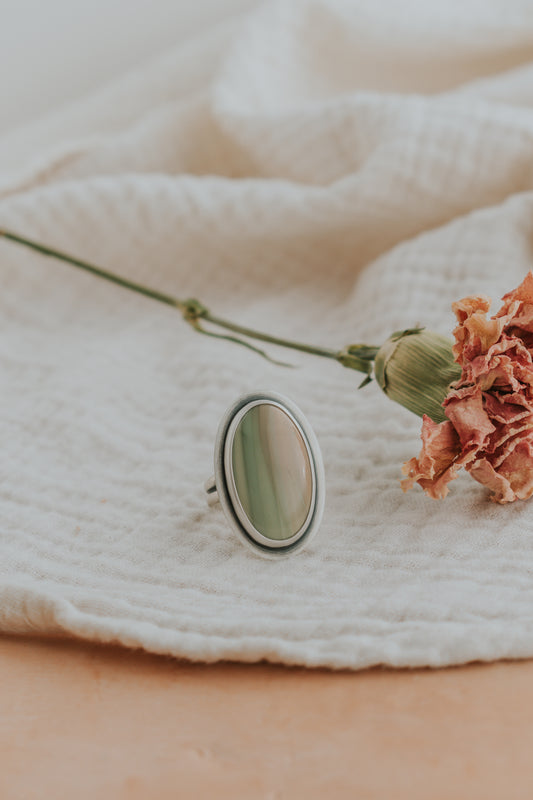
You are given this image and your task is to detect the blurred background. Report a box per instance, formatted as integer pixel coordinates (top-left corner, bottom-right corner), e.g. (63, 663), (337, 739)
(1, 0), (260, 135)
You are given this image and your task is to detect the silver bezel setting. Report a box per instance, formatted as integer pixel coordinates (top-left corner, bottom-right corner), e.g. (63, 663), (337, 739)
(212, 392), (325, 557)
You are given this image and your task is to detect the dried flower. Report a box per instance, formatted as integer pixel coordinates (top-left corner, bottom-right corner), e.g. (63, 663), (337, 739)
(4, 228), (533, 505)
(402, 273), (533, 503)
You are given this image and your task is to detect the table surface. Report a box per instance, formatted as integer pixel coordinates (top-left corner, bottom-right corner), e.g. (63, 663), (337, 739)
(0, 635), (531, 799)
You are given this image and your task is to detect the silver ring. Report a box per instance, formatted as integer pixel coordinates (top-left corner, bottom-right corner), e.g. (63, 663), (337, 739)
(205, 391), (325, 557)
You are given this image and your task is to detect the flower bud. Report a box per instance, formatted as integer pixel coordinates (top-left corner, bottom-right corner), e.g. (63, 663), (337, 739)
(373, 328), (461, 423)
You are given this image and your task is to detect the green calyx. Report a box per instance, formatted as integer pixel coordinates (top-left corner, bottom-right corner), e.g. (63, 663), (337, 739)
(373, 328), (461, 423)
(336, 344), (380, 383)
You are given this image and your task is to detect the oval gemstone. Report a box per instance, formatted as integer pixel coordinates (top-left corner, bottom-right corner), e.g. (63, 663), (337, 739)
(228, 403), (314, 541)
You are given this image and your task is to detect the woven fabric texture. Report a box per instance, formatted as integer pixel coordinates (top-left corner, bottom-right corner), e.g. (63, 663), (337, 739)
(2, 0), (533, 668)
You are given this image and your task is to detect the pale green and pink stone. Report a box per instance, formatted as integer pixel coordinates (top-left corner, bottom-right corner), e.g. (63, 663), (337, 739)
(229, 404), (313, 540)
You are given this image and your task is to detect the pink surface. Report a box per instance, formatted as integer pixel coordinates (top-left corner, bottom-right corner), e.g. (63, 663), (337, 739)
(0, 635), (532, 798)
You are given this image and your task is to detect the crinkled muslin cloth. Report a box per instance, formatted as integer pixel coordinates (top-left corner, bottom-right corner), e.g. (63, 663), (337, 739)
(3, 0), (533, 669)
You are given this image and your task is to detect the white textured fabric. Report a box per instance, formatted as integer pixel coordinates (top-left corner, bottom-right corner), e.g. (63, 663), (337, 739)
(3, 0), (533, 670)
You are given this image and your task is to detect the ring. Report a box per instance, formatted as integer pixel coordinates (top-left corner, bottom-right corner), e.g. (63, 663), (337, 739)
(205, 391), (325, 556)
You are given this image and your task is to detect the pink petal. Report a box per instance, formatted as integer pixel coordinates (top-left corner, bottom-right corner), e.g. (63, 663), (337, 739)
(401, 416), (461, 499)
(467, 459), (516, 504)
(444, 392), (495, 450)
(500, 272), (533, 306)
(469, 437), (533, 502)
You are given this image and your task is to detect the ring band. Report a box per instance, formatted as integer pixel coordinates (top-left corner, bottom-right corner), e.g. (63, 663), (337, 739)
(204, 475), (218, 507)
(205, 391), (325, 557)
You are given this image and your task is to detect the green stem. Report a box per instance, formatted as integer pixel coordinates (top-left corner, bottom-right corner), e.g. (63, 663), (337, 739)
(0, 228), (376, 375)
(204, 312), (338, 360)
(0, 229), (184, 311)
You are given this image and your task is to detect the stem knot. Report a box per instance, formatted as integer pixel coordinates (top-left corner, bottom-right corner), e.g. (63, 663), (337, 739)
(182, 298), (209, 324)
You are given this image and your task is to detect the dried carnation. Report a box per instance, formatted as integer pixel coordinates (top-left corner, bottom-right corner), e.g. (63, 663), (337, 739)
(402, 273), (533, 503)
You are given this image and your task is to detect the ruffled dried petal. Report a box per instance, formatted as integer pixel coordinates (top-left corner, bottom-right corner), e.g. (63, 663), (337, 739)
(452, 295), (504, 365)
(500, 272), (533, 308)
(468, 437), (533, 503)
(444, 391), (495, 451)
(466, 459), (517, 504)
(401, 415), (461, 499)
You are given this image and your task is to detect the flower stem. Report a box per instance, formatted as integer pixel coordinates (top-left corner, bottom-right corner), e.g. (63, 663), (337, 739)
(0, 229), (185, 311)
(204, 312), (338, 359)
(0, 228), (376, 375)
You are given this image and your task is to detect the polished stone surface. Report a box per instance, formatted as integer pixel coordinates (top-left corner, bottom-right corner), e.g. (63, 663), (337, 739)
(229, 403), (313, 541)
